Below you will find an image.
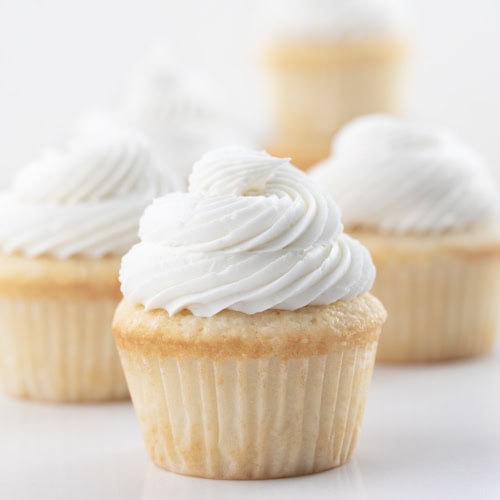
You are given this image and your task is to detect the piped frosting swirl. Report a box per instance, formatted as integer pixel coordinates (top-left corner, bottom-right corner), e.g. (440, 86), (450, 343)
(120, 147), (375, 317)
(310, 114), (500, 234)
(0, 134), (162, 258)
(74, 110), (187, 193)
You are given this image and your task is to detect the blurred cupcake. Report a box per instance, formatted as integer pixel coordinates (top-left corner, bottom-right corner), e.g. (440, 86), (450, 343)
(262, 0), (411, 170)
(113, 147), (386, 479)
(122, 51), (250, 190)
(0, 132), (161, 402)
(311, 115), (500, 363)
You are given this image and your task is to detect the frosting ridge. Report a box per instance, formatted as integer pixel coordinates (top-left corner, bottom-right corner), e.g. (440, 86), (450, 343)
(310, 115), (500, 234)
(120, 147), (375, 316)
(74, 110), (187, 193)
(0, 134), (162, 258)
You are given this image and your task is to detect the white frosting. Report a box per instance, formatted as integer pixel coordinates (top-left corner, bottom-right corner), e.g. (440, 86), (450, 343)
(120, 147), (375, 317)
(0, 134), (162, 259)
(122, 53), (249, 189)
(267, 0), (411, 41)
(310, 115), (500, 234)
(75, 110), (186, 193)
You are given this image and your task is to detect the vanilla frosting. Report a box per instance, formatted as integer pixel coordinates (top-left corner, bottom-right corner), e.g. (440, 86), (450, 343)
(310, 115), (500, 234)
(267, 0), (411, 41)
(119, 147), (375, 317)
(122, 53), (248, 189)
(75, 110), (186, 193)
(0, 134), (162, 259)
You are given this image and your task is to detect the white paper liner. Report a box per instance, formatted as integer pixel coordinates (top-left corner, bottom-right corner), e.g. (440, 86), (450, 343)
(118, 343), (378, 479)
(0, 298), (128, 402)
(374, 254), (500, 362)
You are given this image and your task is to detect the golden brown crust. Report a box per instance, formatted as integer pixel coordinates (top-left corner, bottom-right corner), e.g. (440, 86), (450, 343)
(347, 224), (500, 261)
(112, 293), (386, 360)
(262, 37), (409, 66)
(0, 252), (121, 300)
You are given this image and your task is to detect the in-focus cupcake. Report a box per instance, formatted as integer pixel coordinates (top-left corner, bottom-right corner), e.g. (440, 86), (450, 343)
(113, 147), (386, 479)
(311, 115), (500, 363)
(261, 0), (411, 170)
(122, 51), (250, 190)
(0, 133), (161, 402)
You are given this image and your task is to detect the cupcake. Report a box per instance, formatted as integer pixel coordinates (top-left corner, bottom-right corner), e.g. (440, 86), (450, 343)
(122, 51), (249, 191)
(311, 115), (500, 363)
(113, 147), (386, 479)
(261, 0), (411, 170)
(0, 133), (162, 402)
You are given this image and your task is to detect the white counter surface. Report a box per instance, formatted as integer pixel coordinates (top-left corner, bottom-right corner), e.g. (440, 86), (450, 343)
(1, 346), (499, 500)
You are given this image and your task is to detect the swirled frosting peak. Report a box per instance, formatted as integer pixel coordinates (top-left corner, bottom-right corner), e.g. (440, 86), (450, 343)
(120, 147), (375, 317)
(310, 115), (500, 234)
(0, 133), (162, 258)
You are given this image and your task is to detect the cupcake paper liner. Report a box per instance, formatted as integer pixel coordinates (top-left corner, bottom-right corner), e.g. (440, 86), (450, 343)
(118, 343), (378, 479)
(373, 253), (500, 363)
(0, 298), (128, 402)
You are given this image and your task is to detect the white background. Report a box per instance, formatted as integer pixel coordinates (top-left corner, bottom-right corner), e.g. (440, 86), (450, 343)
(0, 0), (500, 184)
